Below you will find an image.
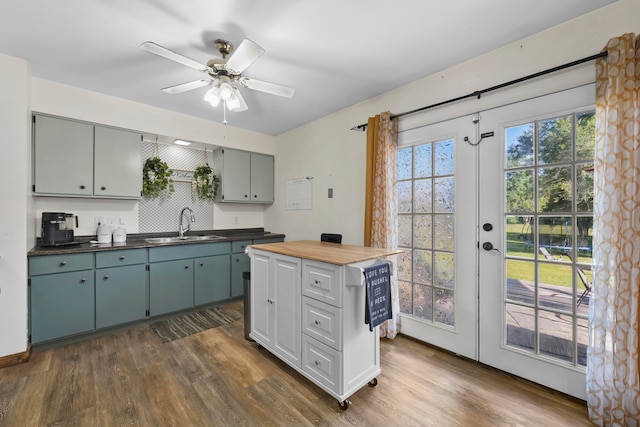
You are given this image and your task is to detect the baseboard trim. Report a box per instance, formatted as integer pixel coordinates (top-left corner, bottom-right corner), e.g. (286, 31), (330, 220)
(0, 346), (31, 369)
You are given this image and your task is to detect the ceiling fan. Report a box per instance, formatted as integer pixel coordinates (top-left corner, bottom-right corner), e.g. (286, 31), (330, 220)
(140, 38), (295, 112)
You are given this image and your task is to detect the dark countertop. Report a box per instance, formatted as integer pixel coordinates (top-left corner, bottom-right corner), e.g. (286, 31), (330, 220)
(28, 228), (285, 257)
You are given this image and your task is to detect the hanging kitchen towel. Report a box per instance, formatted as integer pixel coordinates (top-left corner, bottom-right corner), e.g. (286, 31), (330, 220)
(364, 262), (392, 332)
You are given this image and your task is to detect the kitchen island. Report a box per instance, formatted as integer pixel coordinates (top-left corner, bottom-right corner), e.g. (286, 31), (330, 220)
(247, 240), (402, 409)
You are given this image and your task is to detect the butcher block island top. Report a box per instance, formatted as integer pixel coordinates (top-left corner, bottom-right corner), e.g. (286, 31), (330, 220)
(248, 240), (403, 265)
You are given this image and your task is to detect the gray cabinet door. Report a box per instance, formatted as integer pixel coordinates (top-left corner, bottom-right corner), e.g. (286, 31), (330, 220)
(96, 264), (147, 328)
(231, 252), (251, 298)
(195, 254), (231, 305)
(94, 126), (142, 198)
(33, 115), (94, 196)
(250, 152), (274, 203)
(30, 270), (95, 343)
(149, 259), (194, 316)
(221, 149), (250, 202)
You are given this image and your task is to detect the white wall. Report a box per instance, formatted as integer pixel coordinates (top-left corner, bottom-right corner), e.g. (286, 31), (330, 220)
(31, 79), (277, 238)
(0, 54), (30, 357)
(266, 0), (640, 245)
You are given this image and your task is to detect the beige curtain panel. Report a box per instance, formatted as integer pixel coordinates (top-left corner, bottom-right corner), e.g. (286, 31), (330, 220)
(587, 32), (640, 425)
(365, 112), (400, 338)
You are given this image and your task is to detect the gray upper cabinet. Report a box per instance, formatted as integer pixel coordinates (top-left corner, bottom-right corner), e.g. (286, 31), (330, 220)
(250, 152), (274, 203)
(94, 126), (143, 198)
(213, 147), (274, 204)
(33, 114), (142, 199)
(33, 115), (94, 196)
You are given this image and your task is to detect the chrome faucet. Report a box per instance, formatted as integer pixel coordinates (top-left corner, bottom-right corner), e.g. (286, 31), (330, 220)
(179, 207), (195, 238)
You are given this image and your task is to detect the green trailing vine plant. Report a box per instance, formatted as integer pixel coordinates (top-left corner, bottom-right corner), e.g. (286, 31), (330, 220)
(191, 163), (220, 201)
(142, 156), (174, 199)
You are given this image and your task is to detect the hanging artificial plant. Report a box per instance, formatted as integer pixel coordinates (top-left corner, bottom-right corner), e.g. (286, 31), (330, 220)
(142, 156), (174, 199)
(191, 163), (220, 201)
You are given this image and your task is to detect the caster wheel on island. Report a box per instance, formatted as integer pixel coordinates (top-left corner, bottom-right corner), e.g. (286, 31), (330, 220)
(338, 399), (351, 410)
(368, 378), (378, 387)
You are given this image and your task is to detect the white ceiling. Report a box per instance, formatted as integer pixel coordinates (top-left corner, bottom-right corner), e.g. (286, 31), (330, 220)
(0, 0), (617, 136)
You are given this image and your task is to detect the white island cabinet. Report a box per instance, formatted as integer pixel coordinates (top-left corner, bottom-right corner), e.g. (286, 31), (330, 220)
(247, 240), (401, 409)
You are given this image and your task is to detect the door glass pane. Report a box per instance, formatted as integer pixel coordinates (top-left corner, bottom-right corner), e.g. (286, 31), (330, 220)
(506, 123), (534, 167)
(397, 139), (456, 326)
(398, 147), (412, 180)
(413, 215), (432, 249)
(538, 115), (572, 165)
(506, 170), (534, 213)
(505, 216), (534, 259)
(504, 110), (594, 368)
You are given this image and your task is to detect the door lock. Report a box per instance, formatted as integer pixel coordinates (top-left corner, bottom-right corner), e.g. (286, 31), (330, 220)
(482, 242), (501, 253)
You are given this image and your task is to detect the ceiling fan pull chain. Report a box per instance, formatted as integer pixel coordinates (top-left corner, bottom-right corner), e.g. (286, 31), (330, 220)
(223, 101), (228, 140)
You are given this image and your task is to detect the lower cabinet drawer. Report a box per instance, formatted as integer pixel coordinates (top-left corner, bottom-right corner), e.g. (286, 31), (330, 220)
(302, 335), (342, 394)
(303, 296), (342, 351)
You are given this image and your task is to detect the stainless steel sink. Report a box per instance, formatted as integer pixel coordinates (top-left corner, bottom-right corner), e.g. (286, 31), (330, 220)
(145, 235), (226, 244)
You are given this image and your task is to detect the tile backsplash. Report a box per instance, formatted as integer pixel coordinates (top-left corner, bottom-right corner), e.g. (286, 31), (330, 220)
(139, 141), (215, 233)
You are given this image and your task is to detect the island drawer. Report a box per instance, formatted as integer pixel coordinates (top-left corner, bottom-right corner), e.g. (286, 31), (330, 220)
(302, 334), (342, 394)
(302, 260), (342, 307)
(302, 296), (342, 351)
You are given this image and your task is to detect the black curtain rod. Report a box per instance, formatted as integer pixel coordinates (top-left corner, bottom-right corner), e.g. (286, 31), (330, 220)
(351, 50), (608, 131)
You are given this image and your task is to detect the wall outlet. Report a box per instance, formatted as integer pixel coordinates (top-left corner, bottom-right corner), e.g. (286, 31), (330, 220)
(234, 216), (239, 225)
(328, 188), (333, 198)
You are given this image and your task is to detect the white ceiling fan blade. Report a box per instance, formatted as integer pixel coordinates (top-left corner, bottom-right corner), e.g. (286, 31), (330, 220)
(162, 79), (213, 94)
(141, 41), (212, 73)
(240, 77), (295, 98)
(225, 39), (265, 73)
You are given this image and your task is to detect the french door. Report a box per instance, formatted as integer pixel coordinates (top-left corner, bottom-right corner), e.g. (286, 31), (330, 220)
(397, 84), (594, 399)
(397, 115), (478, 359)
(478, 85), (594, 399)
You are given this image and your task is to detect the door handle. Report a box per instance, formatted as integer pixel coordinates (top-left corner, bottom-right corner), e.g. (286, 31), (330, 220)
(482, 242), (501, 253)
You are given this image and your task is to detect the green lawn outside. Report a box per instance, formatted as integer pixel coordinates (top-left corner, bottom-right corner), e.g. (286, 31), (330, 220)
(505, 222), (593, 288)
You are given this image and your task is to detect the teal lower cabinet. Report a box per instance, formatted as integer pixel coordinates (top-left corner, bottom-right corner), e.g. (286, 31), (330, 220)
(231, 240), (252, 298)
(95, 248), (148, 329)
(96, 264), (147, 328)
(29, 252), (95, 344)
(30, 270), (95, 344)
(195, 254), (231, 305)
(149, 242), (232, 315)
(149, 259), (194, 316)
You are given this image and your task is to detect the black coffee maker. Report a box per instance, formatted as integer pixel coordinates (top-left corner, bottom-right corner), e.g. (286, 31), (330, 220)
(41, 212), (78, 246)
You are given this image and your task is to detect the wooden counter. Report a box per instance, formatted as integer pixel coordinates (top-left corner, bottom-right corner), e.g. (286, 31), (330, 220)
(248, 240), (403, 265)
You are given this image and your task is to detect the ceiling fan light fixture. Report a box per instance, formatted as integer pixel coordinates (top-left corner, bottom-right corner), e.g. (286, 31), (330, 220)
(204, 87), (221, 107)
(219, 82), (235, 101)
(226, 97), (240, 111)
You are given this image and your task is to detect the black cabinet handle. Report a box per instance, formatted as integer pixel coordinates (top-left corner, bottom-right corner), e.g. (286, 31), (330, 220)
(80, 278), (86, 284)
(103, 275), (109, 280)
(184, 265), (189, 269)
(101, 186), (106, 191)
(79, 185), (86, 190)
(59, 261), (67, 266)
(119, 256), (125, 261)
(244, 194), (248, 198)
(199, 263), (204, 267)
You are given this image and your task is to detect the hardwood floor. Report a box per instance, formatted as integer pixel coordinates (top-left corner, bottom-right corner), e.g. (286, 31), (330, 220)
(0, 301), (593, 426)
